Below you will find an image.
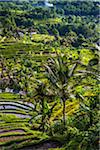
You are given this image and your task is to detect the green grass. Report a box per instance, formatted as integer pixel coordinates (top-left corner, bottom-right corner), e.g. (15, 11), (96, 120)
(34, 18), (62, 25)
(0, 93), (19, 99)
(11, 9), (25, 15)
(0, 122), (30, 129)
(31, 34), (55, 43)
(0, 41), (54, 57)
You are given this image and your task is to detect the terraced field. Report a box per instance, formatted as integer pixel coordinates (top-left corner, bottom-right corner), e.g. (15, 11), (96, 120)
(0, 90), (80, 149)
(0, 0), (99, 149)
(0, 33), (56, 57)
(0, 93), (48, 149)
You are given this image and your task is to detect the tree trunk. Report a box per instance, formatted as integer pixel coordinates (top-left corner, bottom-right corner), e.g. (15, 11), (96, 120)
(63, 99), (66, 128)
(41, 98), (45, 132)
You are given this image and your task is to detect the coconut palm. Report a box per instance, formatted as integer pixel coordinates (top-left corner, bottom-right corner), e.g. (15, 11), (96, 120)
(44, 54), (79, 128)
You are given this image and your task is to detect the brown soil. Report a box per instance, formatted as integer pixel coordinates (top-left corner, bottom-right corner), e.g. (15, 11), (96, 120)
(0, 129), (25, 134)
(0, 135), (24, 143)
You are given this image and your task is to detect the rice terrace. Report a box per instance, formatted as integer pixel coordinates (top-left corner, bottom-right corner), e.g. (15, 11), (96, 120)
(0, 0), (99, 149)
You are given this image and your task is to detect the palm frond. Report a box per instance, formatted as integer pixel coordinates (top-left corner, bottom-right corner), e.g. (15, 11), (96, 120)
(68, 63), (77, 77)
(78, 70), (100, 81)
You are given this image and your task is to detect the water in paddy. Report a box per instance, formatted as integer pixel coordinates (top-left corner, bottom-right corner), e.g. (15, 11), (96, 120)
(0, 94), (34, 119)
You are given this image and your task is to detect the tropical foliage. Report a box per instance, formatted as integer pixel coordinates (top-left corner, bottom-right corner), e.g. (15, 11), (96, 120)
(0, 0), (99, 149)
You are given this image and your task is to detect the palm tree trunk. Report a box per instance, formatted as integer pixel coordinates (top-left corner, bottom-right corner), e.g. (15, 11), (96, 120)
(63, 99), (66, 128)
(41, 98), (45, 132)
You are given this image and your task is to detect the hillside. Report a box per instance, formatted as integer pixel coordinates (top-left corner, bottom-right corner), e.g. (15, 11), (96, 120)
(0, 0), (99, 149)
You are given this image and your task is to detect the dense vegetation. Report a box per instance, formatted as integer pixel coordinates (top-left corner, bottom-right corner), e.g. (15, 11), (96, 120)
(0, 0), (99, 149)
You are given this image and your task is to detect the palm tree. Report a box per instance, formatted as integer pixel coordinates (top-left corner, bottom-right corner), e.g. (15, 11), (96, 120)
(44, 54), (78, 128)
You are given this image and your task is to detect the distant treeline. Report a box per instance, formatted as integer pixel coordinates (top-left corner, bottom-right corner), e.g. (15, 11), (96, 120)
(54, 1), (99, 16)
(0, 0), (99, 46)
(0, 1), (99, 16)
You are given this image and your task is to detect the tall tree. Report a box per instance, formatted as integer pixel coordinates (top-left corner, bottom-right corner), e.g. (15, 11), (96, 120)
(44, 54), (79, 128)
